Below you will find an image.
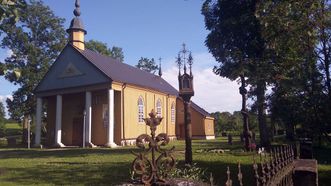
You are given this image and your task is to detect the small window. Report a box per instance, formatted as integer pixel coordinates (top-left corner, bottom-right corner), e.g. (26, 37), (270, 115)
(171, 102), (175, 123)
(138, 96), (144, 123)
(156, 99), (162, 117)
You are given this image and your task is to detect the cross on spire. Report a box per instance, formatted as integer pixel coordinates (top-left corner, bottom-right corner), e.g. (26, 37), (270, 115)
(158, 57), (162, 77)
(74, 0), (81, 17)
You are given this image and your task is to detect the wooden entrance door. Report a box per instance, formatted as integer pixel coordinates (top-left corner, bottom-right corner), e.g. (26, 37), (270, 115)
(72, 117), (83, 146)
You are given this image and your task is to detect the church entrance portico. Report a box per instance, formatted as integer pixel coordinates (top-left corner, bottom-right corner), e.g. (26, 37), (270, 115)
(35, 87), (120, 148)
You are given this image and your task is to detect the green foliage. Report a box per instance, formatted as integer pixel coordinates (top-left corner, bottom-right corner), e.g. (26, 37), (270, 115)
(0, 0), (66, 121)
(136, 57), (159, 73)
(202, 0), (271, 147)
(85, 40), (124, 62)
(0, 0), (26, 27)
(258, 0), (330, 142)
(211, 111), (258, 136)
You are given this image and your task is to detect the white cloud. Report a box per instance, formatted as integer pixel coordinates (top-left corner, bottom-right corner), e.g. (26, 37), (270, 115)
(6, 49), (13, 57)
(162, 52), (241, 113)
(0, 49), (13, 62)
(0, 95), (12, 103)
(0, 95), (12, 118)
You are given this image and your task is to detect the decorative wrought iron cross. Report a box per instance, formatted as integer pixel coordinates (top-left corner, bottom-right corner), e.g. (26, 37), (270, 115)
(131, 110), (175, 185)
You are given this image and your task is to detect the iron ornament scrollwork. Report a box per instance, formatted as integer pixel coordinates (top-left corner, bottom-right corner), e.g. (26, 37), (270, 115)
(132, 110), (175, 185)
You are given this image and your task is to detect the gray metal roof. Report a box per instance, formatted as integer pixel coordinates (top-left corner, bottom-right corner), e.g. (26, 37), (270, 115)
(67, 17), (87, 34)
(71, 45), (211, 117)
(76, 46), (178, 96)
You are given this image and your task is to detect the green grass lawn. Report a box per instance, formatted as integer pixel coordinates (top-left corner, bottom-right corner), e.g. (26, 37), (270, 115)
(0, 137), (329, 186)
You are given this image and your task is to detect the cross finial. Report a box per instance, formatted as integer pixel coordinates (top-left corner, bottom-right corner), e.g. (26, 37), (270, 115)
(182, 43), (187, 53)
(158, 57), (162, 77)
(74, 0), (81, 17)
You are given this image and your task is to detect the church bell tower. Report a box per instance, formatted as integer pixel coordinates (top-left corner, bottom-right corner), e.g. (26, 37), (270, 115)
(67, 0), (87, 50)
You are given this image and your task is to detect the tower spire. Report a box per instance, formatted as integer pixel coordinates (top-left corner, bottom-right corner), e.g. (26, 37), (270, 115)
(74, 0), (81, 17)
(158, 57), (162, 77)
(67, 0), (87, 50)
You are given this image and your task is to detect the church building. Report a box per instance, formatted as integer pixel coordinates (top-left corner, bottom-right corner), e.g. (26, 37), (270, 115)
(33, 1), (214, 147)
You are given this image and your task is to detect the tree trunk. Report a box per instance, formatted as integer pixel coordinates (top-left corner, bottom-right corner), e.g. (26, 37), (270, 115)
(240, 75), (251, 151)
(285, 122), (295, 141)
(256, 81), (270, 148)
(183, 100), (192, 165)
(22, 115), (29, 145)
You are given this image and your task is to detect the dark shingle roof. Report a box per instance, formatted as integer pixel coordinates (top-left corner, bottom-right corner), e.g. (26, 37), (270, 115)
(191, 101), (212, 117)
(73, 45), (212, 118)
(76, 47), (178, 96)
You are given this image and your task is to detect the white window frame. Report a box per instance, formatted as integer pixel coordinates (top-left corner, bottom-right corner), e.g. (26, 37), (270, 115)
(156, 99), (162, 118)
(138, 96), (144, 123)
(171, 102), (175, 123)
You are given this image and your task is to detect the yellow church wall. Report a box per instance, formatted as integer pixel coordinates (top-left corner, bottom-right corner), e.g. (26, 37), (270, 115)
(204, 117), (215, 136)
(70, 31), (85, 50)
(190, 107), (206, 136)
(176, 98), (215, 139)
(123, 86), (147, 139)
(176, 98), (185, 138)
(167, 97), (177, 137)
(122, 84), (175, 140)
(91, 90), (108, 145)
(111, 82), (123, 91)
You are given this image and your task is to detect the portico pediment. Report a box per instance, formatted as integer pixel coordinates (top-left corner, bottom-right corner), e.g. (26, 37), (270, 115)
(35, 45), (111, 95)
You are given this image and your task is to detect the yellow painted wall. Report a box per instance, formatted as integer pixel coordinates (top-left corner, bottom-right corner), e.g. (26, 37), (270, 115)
(167, 97), (177, 137)
(91, 90), (108, 145)
(204, 117), (215, 136)
(70, 31), (85, 50)
(122, 84), (176, 140)
(176, 99), (215, 138)
(190, 107), (205, 136)
(45, 84), (212, 147)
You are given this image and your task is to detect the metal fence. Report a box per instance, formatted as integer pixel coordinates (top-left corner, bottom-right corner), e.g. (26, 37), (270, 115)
(224, 145), (295, 186)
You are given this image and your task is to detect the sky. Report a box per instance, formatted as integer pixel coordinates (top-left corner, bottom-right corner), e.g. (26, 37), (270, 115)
(0, 0), (241, 117)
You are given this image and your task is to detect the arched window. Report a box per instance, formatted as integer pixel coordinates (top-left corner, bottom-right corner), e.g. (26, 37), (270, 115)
(171, 102), (175, 123)
(156, 99), (162, 117)
(138, 96), (144, 123)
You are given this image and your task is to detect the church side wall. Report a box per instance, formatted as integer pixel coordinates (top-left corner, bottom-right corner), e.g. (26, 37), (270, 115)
(91, 90), (108, 145)
(204, 117), (215, 137)
(167, 97), (177, 138)
(176, 99), (215, 139)
(190, 107), (206, 137)
(122, 85), (175, 141)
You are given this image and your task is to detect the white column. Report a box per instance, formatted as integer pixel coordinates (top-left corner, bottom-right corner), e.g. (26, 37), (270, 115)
(106, 89), (117, 147)
(34, 97), (42, 147)
(85, 91), (95, 147)
(55, 95), (65, 147)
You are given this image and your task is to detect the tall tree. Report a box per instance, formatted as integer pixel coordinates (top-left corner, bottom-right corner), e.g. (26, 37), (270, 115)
(136, 57), (159, 74)
(85, 40), (124, 62)
(0, 0), (66, 142)
(0, 102), (5, 137)
(0, 0), (26, 28)
(202, 0), (270, 147)
(258, 0), (328, 142)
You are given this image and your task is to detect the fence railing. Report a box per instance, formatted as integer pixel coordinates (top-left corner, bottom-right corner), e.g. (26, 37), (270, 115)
(224, 145), (295, 186)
